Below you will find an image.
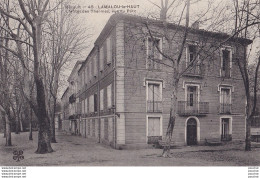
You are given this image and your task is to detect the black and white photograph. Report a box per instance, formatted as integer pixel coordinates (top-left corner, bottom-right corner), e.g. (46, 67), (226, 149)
(0, 0), (259, 177)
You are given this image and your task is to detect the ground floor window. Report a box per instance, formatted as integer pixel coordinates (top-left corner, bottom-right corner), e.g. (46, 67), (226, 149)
(221, 118), (232, 141)
(147, 116), (162, 144)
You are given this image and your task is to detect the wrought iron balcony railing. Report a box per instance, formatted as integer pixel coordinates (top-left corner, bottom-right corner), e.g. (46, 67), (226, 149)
(147, 100), (162, 113)
(181, 62), (204, 77)
(219, 103), (232, 114)
(177, 101), (209, 116)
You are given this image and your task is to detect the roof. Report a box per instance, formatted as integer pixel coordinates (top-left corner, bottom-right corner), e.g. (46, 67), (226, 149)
(78, 13), (252, 73)
(96, 13), (252, 45)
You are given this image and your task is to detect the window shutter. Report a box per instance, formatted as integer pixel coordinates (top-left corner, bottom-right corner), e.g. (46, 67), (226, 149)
(94, 93), (98, 112)
(107, 84), (112, 108)
(100, 89), (104, 110)
(94, 55), (97, 77)
(85, 98), (88, 114)
(100, 47), (104, 71)
(82, 100), (85, 115)
(107, 36), (112, 64)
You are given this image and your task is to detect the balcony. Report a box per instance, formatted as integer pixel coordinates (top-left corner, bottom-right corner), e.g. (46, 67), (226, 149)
(177, 101), (209, 116)
(69, 94), (76, 104)
(147, 100), (162, 113)
(181, 62), (204, 77)
(219, 103), (232, 114)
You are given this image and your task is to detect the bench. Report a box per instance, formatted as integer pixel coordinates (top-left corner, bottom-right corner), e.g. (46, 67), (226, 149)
(158, 140), (175, 148)
(205, 138), (222, 146)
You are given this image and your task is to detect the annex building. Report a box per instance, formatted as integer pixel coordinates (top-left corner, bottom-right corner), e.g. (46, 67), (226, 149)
(61, 13), (252, 149)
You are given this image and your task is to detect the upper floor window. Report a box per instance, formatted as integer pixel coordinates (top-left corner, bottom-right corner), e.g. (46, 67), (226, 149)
(107, 84), (112, 109)
(147, 37), (162, 70)
(93, 55), (97, 77)
(106, 36), (112, 65)
(89, 95), (94, 113)
(94, 93), (98, 112)
(186, 85), (198, 107)
(89, 61), (92, 80)
(187, 45), (198, 63)
(81, 100), (85, 115)
(146, 81), (162, 113)
(220, 88), (231, 104)
(219, 87), (232, 114)
(100, 89), (104, 111)
(100, 46), (104, 71)
(221, 49), (232, 78)
(84, 68), (88, 84)
(85, 98), (88, 114)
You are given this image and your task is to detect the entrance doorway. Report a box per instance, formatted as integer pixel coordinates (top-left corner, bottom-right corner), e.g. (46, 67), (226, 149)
(221, 118), (232, 141)
(187, 118), (197, 145)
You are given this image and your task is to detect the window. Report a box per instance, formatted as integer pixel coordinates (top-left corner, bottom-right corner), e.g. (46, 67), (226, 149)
(106, 36), (112, 65)
(147, 116), (162, 144)
(107, 84), (112, 109)
(187, 86), (198, 107)
(100, 46), (104, 71)
(93, 55), (97, 77)
(148, 117), (161, 136)
(89, 95), (94, 113)
(220, 88), (231, 104)
(147, 37), (162, 69)
(94, 93), (98, 112)
(147, 83), (162, 112)
(220, 87), (232, 114)
(221, 49), (232, 78)
(187, 45), (197, 63)
(89, 61), (92, 80)
(100, 89), (104, 111)
(81, 100), (85, 115)
(84, 69), (88, 84)
(85, 98), (88, 114)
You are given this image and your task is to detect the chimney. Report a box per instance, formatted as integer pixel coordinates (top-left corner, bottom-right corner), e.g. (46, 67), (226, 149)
(191, 21), (199, 29)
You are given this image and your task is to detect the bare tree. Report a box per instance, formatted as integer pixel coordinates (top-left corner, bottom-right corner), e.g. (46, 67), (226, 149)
(231, 0), (260, 151)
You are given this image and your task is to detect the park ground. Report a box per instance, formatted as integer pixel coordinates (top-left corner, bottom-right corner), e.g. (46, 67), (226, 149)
(0, 131), (260, 166)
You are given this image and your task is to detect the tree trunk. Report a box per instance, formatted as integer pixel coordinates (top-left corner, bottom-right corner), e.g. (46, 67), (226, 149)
(5, 115), (12, 146)
(20, 112), (23, 132)
(245, 116), (251, 151)
(34, 79), (53, 154)
(2, 115), (6, 138)
(15, 113), (20, 134)
(162, 80), (178, 158)
(29, 108), (33, 140)
(50, 98), (57, 143)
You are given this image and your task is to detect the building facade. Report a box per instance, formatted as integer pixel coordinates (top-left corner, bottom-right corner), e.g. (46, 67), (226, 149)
(61, 13), (252, 149)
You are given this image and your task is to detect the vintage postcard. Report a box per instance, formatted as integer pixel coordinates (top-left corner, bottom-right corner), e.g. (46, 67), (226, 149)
(0, 0), (259, 177)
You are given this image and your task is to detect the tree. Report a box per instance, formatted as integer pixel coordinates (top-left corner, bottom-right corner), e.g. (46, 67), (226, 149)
(0, 0), (54, 153)
(231, 0), (260, 151)
(42, 1), (90, 143)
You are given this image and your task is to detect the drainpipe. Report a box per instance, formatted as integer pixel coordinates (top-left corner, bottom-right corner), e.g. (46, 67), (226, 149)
(114, 68), (117, 148)
(97, 45), (101, 143)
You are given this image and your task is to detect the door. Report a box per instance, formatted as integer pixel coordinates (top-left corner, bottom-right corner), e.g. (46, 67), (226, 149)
(187, 118), (197, 145)
(221, 118), (230, 141)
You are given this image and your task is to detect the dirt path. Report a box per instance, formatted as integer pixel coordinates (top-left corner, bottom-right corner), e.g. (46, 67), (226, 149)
(0, 131), (259, 166)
